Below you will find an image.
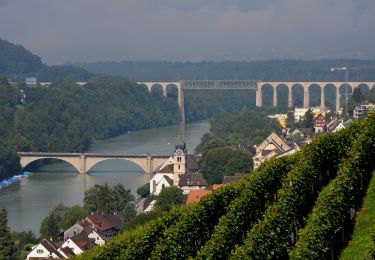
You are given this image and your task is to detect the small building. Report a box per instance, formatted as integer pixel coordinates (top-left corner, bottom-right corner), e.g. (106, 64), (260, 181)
(25, 77), (37, 85)
(326, 119), (346, 133)
(178, 173), (208, 195)
(27, 239), (64, 259)
(353, 104), (375, 119)
(313, 113), (328, 133)
(253, 132), (300, 169)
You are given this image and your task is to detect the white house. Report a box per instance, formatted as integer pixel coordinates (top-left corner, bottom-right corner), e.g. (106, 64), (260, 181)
(60, 231), (92, 256)
(88, 229), (106, 246)
(27, 239), (64, 259)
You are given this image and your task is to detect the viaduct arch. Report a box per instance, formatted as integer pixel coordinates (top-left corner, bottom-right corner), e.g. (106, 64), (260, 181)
(257, 81), (375, 111)
(18, 152), (170, 174)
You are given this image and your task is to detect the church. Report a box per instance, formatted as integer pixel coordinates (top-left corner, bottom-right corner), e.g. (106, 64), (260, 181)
(149, 143), (207, 195)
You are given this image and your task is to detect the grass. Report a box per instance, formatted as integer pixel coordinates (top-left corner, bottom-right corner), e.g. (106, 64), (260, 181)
(340, 170), (375, 260)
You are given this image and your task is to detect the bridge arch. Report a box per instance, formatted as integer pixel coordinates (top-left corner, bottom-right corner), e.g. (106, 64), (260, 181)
(291, 84), (304, 107)
(323, 84), (337, 110)
(356, 83), (370, 94)
(166, 84), (179, 98)
(275, 84), (288, 107)
(85, 157), (152, 174)
(19, 156), (82, 174)
(260, 84), (274, 107)
(308, 83), (321, 107)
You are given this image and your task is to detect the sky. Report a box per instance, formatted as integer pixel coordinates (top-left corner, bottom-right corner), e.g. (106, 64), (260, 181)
(0, 0), (374, 64)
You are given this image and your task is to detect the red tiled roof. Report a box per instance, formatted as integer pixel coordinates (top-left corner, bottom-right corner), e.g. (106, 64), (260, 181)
(85, 212), (124, 232)
(186, 190), (212, 204)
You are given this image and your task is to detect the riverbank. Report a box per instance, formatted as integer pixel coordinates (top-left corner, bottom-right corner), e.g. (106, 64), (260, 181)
(0, 121), (210, 235)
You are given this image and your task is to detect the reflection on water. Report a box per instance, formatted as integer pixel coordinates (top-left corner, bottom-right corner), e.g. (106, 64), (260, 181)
(0, 121), (210, 235)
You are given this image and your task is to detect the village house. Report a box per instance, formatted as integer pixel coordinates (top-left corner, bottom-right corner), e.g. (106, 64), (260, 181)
(253, 132), (300, 169)
(178, 173), (208, 195)
(27, 239), (64, 260)
(28, 212), (125, 259)
(313, 113), (329, 133)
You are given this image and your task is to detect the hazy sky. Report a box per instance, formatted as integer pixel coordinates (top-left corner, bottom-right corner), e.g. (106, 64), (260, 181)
(0, 0), (374, 64)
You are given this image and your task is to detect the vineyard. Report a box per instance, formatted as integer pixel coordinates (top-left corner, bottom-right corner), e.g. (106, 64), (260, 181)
(75, 114), (375, 260)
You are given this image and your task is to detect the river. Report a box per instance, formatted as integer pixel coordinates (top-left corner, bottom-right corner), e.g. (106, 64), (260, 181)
(0, 121), (210, 235)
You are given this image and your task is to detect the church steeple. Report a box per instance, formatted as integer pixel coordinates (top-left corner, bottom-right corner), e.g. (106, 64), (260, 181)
(173, 143), (187, 186)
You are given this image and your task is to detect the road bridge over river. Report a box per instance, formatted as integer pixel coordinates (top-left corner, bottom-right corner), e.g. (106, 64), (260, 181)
(18, 152), (170, 174)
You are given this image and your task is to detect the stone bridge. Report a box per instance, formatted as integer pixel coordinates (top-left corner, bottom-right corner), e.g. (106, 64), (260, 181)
(18, 152), (170, 174)
(137, 80), (375, 112)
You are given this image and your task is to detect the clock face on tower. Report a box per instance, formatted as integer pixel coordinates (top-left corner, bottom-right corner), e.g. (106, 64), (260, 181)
(176, 149), (183, 156)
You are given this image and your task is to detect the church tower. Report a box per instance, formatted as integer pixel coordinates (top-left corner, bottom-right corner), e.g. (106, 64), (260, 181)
(173, 143), (187, 186)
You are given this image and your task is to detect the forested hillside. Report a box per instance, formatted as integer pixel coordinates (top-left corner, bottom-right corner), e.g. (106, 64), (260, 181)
(75, 114), (375, 259)
(0, 76), (180, 181)
(0, 38), (89, 82)
(77, 59), (375, 82)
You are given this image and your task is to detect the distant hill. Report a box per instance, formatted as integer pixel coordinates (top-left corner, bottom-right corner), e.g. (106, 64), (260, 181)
(0, 38), (89, 82)
(76, 59), (375, 82)
(0, 38), (46, 74)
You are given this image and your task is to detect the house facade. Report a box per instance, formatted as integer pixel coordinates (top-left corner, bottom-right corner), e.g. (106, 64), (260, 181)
(253, 132), (300, 169)
(27, 239), (63, 259)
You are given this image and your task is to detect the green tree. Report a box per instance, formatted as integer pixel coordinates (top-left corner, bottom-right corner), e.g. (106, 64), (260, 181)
(301, 109), (314, 128)
(137, 182), (150, 198)
(154, 187), (184, 212)
(83, 184), (114, 213)
(352, 87), (364, 104)
(39, 203), (67, 239)
(0, 207), (14, 259)
(112, 184), (134, 212)
(200, 147), (253, 185)
(59, 205), (88, 230)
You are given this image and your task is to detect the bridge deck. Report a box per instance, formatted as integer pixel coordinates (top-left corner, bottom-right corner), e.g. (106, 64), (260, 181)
(17, 152), (170, 158)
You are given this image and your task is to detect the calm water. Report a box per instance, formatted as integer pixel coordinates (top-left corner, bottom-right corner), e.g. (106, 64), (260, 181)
(0, 121), (210, 235)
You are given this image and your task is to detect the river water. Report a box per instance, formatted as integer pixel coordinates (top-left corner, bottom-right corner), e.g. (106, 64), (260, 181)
(0, 121), (210, 235)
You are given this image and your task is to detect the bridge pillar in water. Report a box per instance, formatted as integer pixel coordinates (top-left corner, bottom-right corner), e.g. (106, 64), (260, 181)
(79, 154), (87, 174)
(162, 86), (167, 97)
(146, 155), (153, 175)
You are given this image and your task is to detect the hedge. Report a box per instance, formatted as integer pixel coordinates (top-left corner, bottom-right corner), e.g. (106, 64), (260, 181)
(74, 208), (183, 259)
(196, 155), (299, 259)
(230, 121), (363, 259)
(290, 115), (375, 259)
(150, 176), (249, 259)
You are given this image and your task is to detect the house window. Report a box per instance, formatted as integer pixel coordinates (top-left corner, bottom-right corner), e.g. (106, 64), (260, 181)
(178, 165), (180, 170)
(37, 249), (44, 254)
